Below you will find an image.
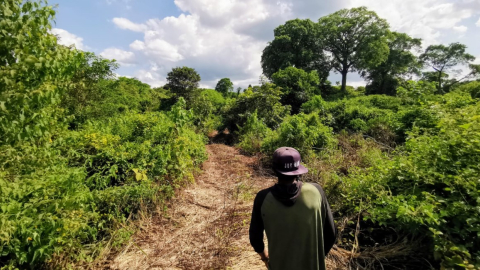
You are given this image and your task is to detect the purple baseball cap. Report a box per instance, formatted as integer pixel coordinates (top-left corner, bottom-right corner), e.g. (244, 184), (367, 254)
(272, 147), (308, 176)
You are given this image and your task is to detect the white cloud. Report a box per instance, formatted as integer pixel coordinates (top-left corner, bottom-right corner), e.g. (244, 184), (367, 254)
(135, 69), (166, 87)
(473, 56), (480, 65)
(111, 0), (480, 88)
(347, 80), (367, 88)
(50, 28), (86, 50)
(347, 0), (478, 46)
(114, 13), (266, 87)
(453, 25), (468, 33)
(100, 48), (137, 66)
(110, 0), (351, 88)
(112, 17), (147, 32)
(476, 18), (480, 27)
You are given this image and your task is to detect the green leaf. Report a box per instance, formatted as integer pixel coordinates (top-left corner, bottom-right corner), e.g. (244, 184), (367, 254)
(0, 102), (6, 112)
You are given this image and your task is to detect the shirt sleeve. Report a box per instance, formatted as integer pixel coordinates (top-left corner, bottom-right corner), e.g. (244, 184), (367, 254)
(249, 189), (270, 253)
(312, 183), (337, 255)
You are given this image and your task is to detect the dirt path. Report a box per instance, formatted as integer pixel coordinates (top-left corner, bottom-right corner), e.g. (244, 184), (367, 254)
(109, 144), (276, 270)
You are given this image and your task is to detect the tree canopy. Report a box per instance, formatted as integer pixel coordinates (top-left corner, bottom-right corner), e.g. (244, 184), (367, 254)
(420, 43), (476, 93)
(362, 32), (422, 95)
(261, 19), (330, 83)
(166, 66), (201, 103)
(317, 7), (391, 93)
(215, 78), (234, 96)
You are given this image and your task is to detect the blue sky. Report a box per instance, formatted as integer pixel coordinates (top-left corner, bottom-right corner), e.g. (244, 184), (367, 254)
(51, 0), (480, 89)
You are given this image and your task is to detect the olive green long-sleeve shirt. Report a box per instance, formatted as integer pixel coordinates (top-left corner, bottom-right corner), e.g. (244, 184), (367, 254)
(249, 182), (336, 270)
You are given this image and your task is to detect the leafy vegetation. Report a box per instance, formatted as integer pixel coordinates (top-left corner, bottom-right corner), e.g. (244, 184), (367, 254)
(2, 1), (480, 269)
(272, 67), (320, 114)
(165, 66), (201, 104)
(317, 7), (391, 93)
(0, 1), (206, 268)
(215, 78), (234, 97)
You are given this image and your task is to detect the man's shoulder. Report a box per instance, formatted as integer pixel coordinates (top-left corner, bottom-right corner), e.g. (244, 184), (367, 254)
(304, 182), (323, 193)
(255, 187), (272, 198)
(254, 187), (272, 204)
(301, 182), (324, 199)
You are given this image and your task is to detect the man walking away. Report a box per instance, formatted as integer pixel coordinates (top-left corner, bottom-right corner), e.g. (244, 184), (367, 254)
(249, 147), (336, 270)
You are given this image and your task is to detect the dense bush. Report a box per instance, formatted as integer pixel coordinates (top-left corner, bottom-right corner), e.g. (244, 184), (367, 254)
(0, 99), (206, 268)
(262, 113), (336, 157)
(237, 111), (272, 155)
(271, 67), (320, 114)
(454, 81), (480, 99)
(346, 102), (480, 269)
(65, 77), (167, 127)
(221, 83), (290, 133)
(191, 89), (225, 134)
(0, 3), (209, 267)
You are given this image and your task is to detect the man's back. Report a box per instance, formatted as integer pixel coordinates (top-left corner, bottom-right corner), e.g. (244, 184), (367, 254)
(249, 147), (335, 270)
(262, 183), (326, 270)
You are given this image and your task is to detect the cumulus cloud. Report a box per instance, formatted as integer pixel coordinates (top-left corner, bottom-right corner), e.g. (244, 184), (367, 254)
(135, 67), (167, 87)
(453, 25), (468, 33)
(112, 17), (147, 32)
(100, 48), (137, 66)
(50, 28), (86, 50)
(347, 0), (478, 46)
(473, 56), (480, 65)
(111, 0), (350, 88)
(111, 0), (479, 88)
(476, 18), (480, 27)
(113, 15), (265, 86)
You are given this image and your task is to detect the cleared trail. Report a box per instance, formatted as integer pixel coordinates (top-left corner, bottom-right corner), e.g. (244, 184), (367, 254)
(108, 144), (276, 269)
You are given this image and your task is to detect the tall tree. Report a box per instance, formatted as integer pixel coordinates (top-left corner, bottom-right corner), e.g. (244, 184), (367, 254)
(261, 19), (330, 83)
(362, 32), (422, 95)
(317, 7), (391, 93)
(420, 43), (476, 93)
(165, 66), (201, 103)
(215, 78), (234, 96)
(271, 67), (319, 114)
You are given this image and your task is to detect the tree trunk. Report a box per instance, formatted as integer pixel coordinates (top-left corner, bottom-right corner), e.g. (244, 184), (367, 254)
(437, 71), (443, 94)
(341, 71), (348, 94)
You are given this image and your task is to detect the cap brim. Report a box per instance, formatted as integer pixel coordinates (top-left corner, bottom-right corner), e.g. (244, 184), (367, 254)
(275, 164), (308, 176)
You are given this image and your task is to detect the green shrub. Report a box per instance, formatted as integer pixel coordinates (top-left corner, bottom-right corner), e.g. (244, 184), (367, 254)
(271, 67), (320, 114)
(397, 80), (437, 104)
(0, 100), (207, 268)
(325, 98), (399, 143)
(237, 111), (272, 154)
(191, 89), (225, 135)
(454, 81), (480, 99)
(70, 77), (165, 124)
(262, 113), (336, 157)
(340, 102), (480, 268)
(301, 95), (328, 114)
(222, 83), (290, 133)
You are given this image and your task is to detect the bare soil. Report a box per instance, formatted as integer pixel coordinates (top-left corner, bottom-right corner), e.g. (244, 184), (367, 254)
(108, 144), (276, 270)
